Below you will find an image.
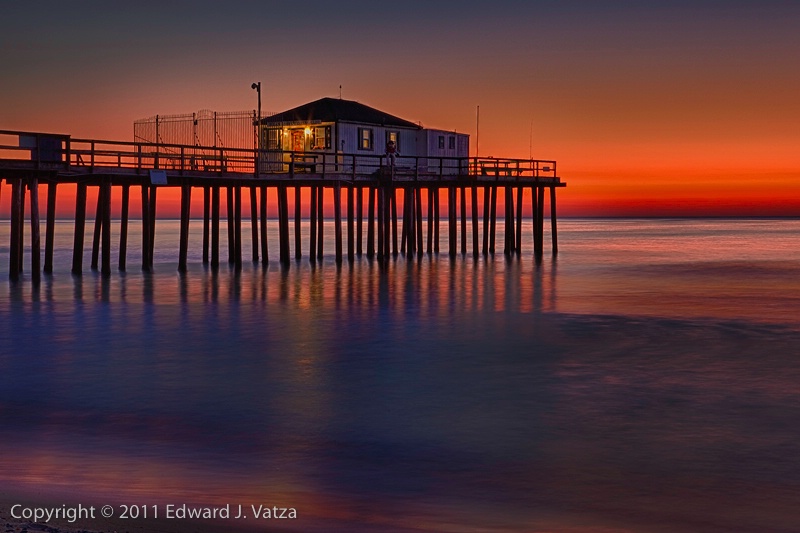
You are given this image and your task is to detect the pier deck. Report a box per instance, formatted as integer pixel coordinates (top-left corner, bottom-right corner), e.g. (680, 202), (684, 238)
(1, 130), (564, 280)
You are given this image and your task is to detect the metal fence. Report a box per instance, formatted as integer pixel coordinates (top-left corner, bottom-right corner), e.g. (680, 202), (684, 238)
(133, 109), (275, 154)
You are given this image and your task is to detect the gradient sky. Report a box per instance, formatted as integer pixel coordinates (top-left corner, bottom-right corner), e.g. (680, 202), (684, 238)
(2, 0), (799, 216)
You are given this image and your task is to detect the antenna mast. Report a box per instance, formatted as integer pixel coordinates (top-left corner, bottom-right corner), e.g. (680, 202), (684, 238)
(476, 105), (480, 157)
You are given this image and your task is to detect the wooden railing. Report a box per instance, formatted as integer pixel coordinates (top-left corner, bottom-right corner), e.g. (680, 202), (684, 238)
(0, 130), (557, 181)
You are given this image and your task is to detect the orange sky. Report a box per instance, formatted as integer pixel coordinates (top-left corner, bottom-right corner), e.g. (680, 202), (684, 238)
(2, 1), (799, 217)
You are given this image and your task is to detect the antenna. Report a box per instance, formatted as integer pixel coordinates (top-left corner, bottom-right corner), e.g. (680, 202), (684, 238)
(476, 105), (480, 157)
(339, 85), (342, 99)
(529, 120), (533, 160)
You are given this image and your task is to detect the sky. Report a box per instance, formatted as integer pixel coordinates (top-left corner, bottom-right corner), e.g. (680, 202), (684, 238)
(2, 0), (799, 216)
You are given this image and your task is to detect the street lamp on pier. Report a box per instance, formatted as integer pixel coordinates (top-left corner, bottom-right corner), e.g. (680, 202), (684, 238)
(252, 82), (262, 175)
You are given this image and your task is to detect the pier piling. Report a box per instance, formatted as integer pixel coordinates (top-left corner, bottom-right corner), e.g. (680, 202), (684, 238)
(141, 185), (150, 271)
(9, 180), (22, 281)
(119, 184), (130, 271)
(73, 183), (87, 275)
(211, 186), (220, 267)
(295, 186), (302, 260)
(101, 179), (111, 276)
(259, 186), (268, 264)
(251, 186), (260, 263)
(202, 186), (210, 264)
(44, 181), (57, 274)
(29, 178), (41, 283)
(334, 183), (343, 263)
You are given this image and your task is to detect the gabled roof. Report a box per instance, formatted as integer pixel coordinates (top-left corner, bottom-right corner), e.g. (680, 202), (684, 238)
(262, 97), (421, 129)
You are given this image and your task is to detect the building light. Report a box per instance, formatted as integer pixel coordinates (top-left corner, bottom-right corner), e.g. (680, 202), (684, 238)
(304, 127), (312, 136)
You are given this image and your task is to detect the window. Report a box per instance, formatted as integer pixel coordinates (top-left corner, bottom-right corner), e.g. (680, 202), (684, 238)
(438, 136), (445, 149)
(449, 136), (456, 150)
(313, 126), (331, 150)
(359, 127), (373, 150)
(386, 131), (399, 150)
(265, 128), (280, 150)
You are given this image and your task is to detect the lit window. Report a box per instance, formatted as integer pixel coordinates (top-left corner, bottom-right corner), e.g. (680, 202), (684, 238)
(386, 131), (399, 150)
(266, 129), (280, 150)
(313, 126), (331, 149)
(359, 128), (373, 150)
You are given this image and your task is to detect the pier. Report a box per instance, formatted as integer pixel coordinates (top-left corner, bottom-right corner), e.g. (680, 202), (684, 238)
(1, 130), (564, 280)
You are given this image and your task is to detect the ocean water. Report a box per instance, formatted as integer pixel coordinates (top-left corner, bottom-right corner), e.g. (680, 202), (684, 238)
(1, 218), (800, 532)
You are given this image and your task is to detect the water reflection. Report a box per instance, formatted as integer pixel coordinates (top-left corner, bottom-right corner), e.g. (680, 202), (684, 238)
(2, 220), (800, 531)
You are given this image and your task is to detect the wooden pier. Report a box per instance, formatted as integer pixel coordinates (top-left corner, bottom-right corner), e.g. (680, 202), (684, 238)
(1, 130), (564, 280)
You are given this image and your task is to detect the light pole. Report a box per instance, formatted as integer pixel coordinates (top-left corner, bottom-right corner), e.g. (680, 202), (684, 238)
(251, 82), (261, 122)
(252, 82), (261, 174)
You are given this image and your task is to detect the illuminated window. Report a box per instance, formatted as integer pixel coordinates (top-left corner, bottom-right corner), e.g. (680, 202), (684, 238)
(359, 127), (373, 150)
(266, 128), (280, 150)
(313, 126), (331, 149)
(386, 131), (399, 150)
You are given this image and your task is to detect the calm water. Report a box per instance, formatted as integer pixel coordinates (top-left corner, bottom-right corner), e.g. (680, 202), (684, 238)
(1, 219), (800, 532)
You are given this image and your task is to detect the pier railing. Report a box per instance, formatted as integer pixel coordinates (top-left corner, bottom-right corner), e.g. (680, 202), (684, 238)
(0, 130), (557, 182)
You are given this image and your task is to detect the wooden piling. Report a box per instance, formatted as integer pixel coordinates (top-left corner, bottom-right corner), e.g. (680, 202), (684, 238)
(550, 186), (558, 255)
(415, 187), (423, 257)
(148, 186), (157, 268)
(141, 184), (151, 271)
(29, 178), (41, 283)
(278, 184), (290, 264)
(9, 180), (22, 280)
(316, 186), (324, 260)
(505, 186), (514, 255)
(383, 186), (391, 262)
(427, 187), (434, 254)
(309, 185), (317, 262)
(91, 190), (102, 270)
(531, 184), (539, 255)
(367, 186), (375, 257)
(73, 183), (88, 275)
(482, 186), (490, 255)
(44, 181), (57, 274)
(119, 184), (129, 271)
(18, 183), (25, 273)
(252, 186), (260, 262)
(471, 186), (479, 257)
(516, 186), (523, 255)
(101, 180), (111, 276)
(460, 187), (467, 254)
(202, 186), (210, 264)
(489, 186), (497, 254)
(226, 186), (235, 264)
(536, 186), (545, 256)
(391, 188), (398, 256)
(334, 182), (343, 263)
(294, 186), (302, 260)
(400, 188), (409, 254)
(234, 185), (242, 268)
(347, 185), (355, 262)
(406, 187), (415, 255)
(356, 186), (363, 256)
(377, 187), (384, 259)
(448, 186), (457, 256)
(433, 187), (440, 254)
(259, 186), (268, 263)
(211, 186), (220, 267)
(178, 182), (191, 273)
